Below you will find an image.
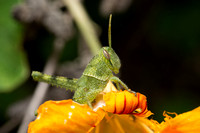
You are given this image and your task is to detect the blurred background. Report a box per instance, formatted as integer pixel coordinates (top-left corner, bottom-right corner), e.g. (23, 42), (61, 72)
(0, 0), (200, 132)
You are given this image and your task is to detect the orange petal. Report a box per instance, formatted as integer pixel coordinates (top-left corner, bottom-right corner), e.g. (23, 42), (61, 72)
(133, 93), (153, 117)
(122, 90), (135, 113)
(159, 106), (200, 133)
(122, 90), (138, 114)
(103, 91), (152, 117)
(28, 100), (105, 133)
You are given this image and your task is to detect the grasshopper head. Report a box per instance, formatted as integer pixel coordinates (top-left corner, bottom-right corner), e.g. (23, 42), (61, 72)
(102, 47), (121, 74)
(100, 14), (121, 74)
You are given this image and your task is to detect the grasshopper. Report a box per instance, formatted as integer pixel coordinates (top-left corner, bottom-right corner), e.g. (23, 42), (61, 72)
(32, 15), (134, 106)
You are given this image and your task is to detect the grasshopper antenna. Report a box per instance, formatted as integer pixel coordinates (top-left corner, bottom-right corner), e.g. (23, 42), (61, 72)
(108, 14), (112, 48)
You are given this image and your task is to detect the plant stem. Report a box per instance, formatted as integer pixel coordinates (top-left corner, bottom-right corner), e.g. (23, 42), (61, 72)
(63, 0), (101, 55)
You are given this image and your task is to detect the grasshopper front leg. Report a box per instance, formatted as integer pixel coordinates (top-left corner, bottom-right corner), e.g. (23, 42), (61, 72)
(110, 76), (137, 95)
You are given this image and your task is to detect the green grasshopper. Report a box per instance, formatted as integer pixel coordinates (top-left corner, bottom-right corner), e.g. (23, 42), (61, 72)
(32, 15), (134, 106)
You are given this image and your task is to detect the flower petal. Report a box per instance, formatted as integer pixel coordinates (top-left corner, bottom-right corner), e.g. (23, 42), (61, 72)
(123, 90), (137, 114)
(115, 91), (125, 113)
(28, 100), (105, 133)
(159, 106), (200, 133)
(103, 90), (153, 117)
(102, 91), (116, 113)
(134, 93), (153, 117)
(91, 113), (155, 133)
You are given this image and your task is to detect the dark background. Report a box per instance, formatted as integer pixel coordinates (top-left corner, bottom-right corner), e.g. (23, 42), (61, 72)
(87, 0), (200, 121)
(0, 0), (200, 132)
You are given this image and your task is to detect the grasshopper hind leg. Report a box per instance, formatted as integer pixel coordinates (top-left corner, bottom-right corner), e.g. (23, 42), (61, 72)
(32, 71), (78, 91)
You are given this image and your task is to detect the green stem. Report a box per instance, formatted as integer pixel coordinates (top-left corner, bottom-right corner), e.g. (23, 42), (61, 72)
(63, 0), (101, 55)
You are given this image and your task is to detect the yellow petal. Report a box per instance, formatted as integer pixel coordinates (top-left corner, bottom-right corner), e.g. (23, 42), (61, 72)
(102, 80), (118, 93)
(91, 113), (155, 133)
(102, 92), (116, 113)
(159, 106), (200, 133)
(28, 100), (105, 133)
(115, 91), (125, 113)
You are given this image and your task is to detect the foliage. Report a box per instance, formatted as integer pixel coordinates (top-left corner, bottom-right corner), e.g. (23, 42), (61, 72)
(0, 0), (29, 92)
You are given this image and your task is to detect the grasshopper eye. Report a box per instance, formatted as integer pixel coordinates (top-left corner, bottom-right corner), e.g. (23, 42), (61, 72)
(103, 49), (110, 60)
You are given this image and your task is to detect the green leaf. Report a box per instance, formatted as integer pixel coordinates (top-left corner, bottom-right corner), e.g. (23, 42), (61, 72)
(0, 0), (29, 92)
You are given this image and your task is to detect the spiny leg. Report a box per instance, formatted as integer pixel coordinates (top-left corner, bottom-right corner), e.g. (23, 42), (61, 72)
(110, 76), (128, 90)
(32, 71), (78, 91)
(110, 76), (137, 95)
(115, 82), (121, 91)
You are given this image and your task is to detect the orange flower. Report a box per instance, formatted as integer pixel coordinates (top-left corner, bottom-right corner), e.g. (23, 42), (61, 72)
(27, 81), (154, 133)
(92, 82), (200, 133)
(28, 81), (200, 133)
(96, 81), (152, 117)
(158, 106), (200, 133)
(28, 100), (105, 133)
(91, 81), (154, 132)
(103, 90), (153, 117)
